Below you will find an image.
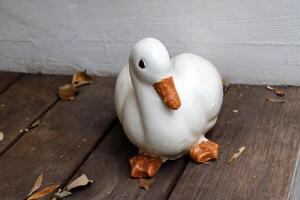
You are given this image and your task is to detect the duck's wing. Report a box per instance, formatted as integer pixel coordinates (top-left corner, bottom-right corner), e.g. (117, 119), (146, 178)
(172, 53), (222, 99)
(172, 53), (223, 131)
(114, 65), (133, 122)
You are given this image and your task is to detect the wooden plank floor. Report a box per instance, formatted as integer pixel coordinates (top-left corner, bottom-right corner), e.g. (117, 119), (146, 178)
(0, 72), (299, 200)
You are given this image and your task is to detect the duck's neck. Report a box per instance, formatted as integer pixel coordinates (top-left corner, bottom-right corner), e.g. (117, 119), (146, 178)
(130, 71), (160, 115)
(130, 70), (170, 134)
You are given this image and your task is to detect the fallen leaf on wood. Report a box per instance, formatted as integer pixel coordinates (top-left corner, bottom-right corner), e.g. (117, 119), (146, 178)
(72, 71), (92, 88)
(31, 120), (40, 129)
(265, 85), (274, 91)
(27, 172), (44, 197)
(27, 184), (60, 200)
(266, 97), (286, 103)
(266, 86), (285, 96)
(67, 174), (94, 191)
(227, 146), (246, 164)
(139, 178), (153, 190)
(58, 84), (77, 101)
(232, 109), (238, 113)
(54, 189), (72, 199)
(0, 132), (4, 142)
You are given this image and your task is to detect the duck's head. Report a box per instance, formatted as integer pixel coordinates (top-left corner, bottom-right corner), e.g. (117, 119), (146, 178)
(129, 38), (181, 110)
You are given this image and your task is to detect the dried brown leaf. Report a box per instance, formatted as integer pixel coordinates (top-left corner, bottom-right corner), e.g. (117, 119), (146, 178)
(27, 184), (60, 200)
(266, 86), (285, 96)
(227, 146), (246, 164)
(139, 178), (153, 190)
(266, 85), (274, 91)
(58, 84), (77, 101)
(0, 132), (4, 142)
(27, 172), (44, 197)
(266, 97), (286, 103)
(273, 88), (285, 96)
(66, 174), (94, 191)
(72, 71), (92, 88)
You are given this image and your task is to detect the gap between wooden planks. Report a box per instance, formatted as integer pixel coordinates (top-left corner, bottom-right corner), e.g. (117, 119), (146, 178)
(169, 86), (300, 200)
(0, 75), (116, 199)
(61, 123), (187, 200)
(0, 74), (70, 156)
(0, 72), (22, 93)
(60, 85), (300, 200)
(0, 73), (299, 200)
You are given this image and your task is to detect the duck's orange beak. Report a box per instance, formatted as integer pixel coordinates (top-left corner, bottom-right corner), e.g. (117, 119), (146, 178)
(153, 76), (181, 110)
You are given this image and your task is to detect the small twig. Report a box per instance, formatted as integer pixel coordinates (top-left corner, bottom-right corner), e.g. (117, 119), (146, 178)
(227, 146), (246, 164)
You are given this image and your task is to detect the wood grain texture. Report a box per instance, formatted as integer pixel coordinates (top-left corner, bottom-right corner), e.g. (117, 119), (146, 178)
(0, 74), (299, 200)
(0, 74), (69, 155)
(169, 86), (300, 200)
(289, 150), (300, 200)
(65, 123), (187, 200)
(0, 72), (22, 92)
(0, 77), (116, 200)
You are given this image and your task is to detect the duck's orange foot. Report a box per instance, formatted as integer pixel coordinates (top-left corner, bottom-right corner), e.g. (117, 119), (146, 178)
(129, 154), (162, 178)
(189, 139), (219, 163)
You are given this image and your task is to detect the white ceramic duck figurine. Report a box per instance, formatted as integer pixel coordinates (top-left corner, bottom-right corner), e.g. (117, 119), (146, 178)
(115, 38), (223, 178)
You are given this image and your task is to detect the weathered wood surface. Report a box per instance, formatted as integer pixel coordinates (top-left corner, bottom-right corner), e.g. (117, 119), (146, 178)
(289, 150), (300, 200)
(0, 76), (116, 199)
(65, 123), (187, 200)
(169, 86), (300, 200)
(0, 72), (22, 93)
(0, 73), (299, 200)
(0, 74), (69, 155)
(58, 85), (300, 200)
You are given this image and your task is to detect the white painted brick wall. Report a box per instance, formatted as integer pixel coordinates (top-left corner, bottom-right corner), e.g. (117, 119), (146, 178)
(0, 0), (300, 85)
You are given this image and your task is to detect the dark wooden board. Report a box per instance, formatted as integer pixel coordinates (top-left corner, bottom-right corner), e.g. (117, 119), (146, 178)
(65, 123), (187, 200)
(289, 151), (300, 200)
(0, 74), (69, 155)
(0, 73), (299, 200)
(0, 77), (116, 199)
(169, 86), (300, 200)
(0, 72), (22, 93)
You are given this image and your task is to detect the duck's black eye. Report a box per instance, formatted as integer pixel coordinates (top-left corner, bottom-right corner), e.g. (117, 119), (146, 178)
(138, 59), (146, 69)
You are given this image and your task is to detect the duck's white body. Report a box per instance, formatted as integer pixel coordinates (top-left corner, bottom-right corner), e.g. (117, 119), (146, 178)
(115, 38), (223, 161)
